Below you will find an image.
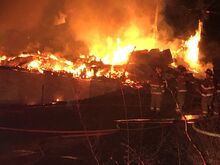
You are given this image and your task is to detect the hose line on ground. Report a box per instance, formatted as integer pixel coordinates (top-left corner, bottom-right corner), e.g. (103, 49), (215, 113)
(192, 122), (220, 138)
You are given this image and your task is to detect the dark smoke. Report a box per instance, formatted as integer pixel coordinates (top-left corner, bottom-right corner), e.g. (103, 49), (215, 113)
(0, 0), (49, 55)
(0, 0), (79, 57)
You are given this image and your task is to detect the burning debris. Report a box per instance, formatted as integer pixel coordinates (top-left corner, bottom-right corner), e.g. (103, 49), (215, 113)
(1, 1), (220, 164)
(1, 25), (216, 113)
(0, 48), (173, 82)
(0, 18), (213, 89)
(171, 20), (212, 75)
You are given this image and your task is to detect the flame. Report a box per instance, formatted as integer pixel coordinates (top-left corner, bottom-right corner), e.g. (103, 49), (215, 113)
(0, 55), (7, 64)
(0, 20), (211, 83)
(89, 25), (157, 65)
(123, 78), (143, 89)
(27, 60), (43, 73)
(184, 21), (203, 72)
(170, 62), (177, 68)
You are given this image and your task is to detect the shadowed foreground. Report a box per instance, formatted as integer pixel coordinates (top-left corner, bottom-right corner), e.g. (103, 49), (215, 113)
(0, 87), (219, 164)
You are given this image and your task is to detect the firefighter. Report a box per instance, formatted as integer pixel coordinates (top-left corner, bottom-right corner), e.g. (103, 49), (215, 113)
(214, 80), (220, 115)
(176, 65), (188, 112)
(200, 69), (215, 115)
(149, 66), (165, 112)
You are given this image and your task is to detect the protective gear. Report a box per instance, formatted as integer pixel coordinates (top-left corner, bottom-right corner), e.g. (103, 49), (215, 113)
(176, 71), (187, 111)
(149, 70), (165, 111)
(200, 75), (214, 114)
(217, 83), (220, 94)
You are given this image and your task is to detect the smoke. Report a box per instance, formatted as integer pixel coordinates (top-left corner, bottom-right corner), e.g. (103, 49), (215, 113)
(65, 0), (167, 47)
(0, 0), (49, 32)
(0, 0), (67, 55)
(0, 0), (175, 58)
(0, 0), (46, 54)
(0, 0), (204, 60)
(65, 1), (154, 37)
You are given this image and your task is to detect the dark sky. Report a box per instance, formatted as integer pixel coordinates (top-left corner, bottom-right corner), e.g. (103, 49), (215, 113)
(0, 0), (219, 60)
(164, 0), (220, 62)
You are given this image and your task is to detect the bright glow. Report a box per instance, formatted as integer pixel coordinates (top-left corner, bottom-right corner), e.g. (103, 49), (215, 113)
(90, 24), (157, 65)
(184, 21), (202, 72)
(0, 56), (6, 63)
(170, 62), (177, 68)
(27, 60), (43, 73)
(53, 65), (62, 71)
(0, 20), (210, 81)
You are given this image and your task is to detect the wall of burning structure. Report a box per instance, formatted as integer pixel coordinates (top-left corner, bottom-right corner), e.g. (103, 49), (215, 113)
(0, 68), (120, 105)
(0, 0), (215, 106)
(0, 48), (173, 105)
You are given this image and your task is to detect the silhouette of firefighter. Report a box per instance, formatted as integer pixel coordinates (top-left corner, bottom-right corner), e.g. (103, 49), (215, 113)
(215, 79), (220, 115)
(200, 69), (215, 115)
(149, 66), (165, 112)
(176, 65), (188, 112)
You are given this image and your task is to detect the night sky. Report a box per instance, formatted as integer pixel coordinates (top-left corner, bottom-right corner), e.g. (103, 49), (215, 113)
(164, 0), (220, 61)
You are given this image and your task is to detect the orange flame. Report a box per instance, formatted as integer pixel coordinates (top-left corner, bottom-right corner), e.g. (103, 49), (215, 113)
(0, 20), (211, 81)
(89, 25), (157, 65)
(184, 21), (203, 72)
(27, 60), (43, 73)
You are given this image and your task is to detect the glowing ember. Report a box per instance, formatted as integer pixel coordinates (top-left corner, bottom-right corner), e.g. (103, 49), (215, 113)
(0, 55), (7, 63)
(170, 62), (177, 68)
(123, 79), (143, 89)
(27, 60), (43, 73)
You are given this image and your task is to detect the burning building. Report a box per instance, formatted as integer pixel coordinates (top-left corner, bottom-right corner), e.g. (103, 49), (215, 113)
(0, 1), (220, 164)
(0, 0), (213, 105)
(0, 18), (211, 105)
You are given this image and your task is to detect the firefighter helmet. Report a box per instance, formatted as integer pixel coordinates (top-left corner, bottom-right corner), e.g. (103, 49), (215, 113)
(205, 69), (213, 76)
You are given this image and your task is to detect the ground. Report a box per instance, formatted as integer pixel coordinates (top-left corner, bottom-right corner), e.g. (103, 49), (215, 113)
(0, 87), (220, 164)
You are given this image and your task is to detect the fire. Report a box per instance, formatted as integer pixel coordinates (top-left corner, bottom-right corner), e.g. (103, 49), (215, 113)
(184, 21), (203, 72)
(123, 79), (143, 89)
(0, 52), (130, 79)
(90, 25), (157, 65)
(27, 60), (43, 73)
(0, 55), (7, 64)
(170, 20), (207, 74)
(0, 20), (211, 81)
(170, 62), (177, 68)
(92, 39), (134, 65)
(111, 42), (134, 65)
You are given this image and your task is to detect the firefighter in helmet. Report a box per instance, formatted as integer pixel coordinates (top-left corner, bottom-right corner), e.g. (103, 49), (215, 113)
(149, 65), (165, 112)
(176, 65), (188, 112)
(200, 69), (215, 115)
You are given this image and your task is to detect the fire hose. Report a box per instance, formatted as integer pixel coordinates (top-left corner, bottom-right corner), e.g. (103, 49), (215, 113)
(192, 122), (220, 138)
(166, 80), (220, 138)
(165, 85), (207, 164)
(0, 126), (118, 137)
